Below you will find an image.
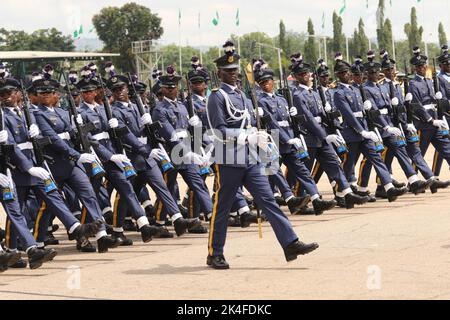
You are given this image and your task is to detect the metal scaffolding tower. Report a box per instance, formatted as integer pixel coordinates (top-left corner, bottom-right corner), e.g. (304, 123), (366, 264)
(131, 40), (164, 85)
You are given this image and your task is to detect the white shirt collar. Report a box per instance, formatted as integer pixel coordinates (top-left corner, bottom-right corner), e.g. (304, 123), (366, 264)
(298, 84), (310, 91)
(164, 96), (178, 104)
(264, 92), (274, 98)
(194, 94), (206, 102)
(340, 82), (351, 89)
(84, 101), (99, 111)
(223, 82), (238, 91)
(119, 101), (129, 107)
(416, 74), (425, 80)
(46, 106), (56, 112)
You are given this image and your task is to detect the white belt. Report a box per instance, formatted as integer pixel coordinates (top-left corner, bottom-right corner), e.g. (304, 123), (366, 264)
(379, 108), (389, 115)
(314, 116), (322, 124)
(277, 120), (289, 127)
(17, 142), (33, 150)
(92, 132), (110, 141)
(58, 132), (70, 140)
(138, 137), (148, 144)
(423, 104), (437, 111)
(353, 111), (363, 118)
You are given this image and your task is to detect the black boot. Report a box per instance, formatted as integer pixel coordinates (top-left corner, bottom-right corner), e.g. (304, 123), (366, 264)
(140, 224), (167, 243)
(152, 225), (174, 239)
(312, 198), (336, 215)
(296, 206), (316, 215)
(392, 179), (406, 188)
(50, 224), (59, 233)
(284, 240), (319, 262)
(112, 231), (133, 246)
(44, 232), (59, 246)
(103, 210), (114, 225)
(287, 195), (311, 214)
(27, 247), (57, 269)
(76, 237), (97, 252)
(173, 218), (202, 237)
(68, 220), (102, 241)
(227, 215), (241, 227)
(97, 236), (120, 253)
(0, 227), (5, 242)
(275, 195), (286, 206)
(240, 211), (258, 228)
(123, 218), (138, 232)
(334, 196), (347, 208)
(188, 224), (208, 234)
(344, 192), (369, 209)
(387, 186), (408, 202)
(408, 180), (430, 195)
(430, 179), (450, 194)
(10, 257), (27, 268)
(375, 185), (388, 199)
(206, 255), (230, 269)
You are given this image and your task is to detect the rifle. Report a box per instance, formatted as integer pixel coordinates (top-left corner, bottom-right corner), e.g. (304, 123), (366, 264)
(432, 58), (450, 138)
(386, 80), (407, 147)
(312, 71), (348, 154)
(281, 68), (309, 160)
(358, 83), (385, 152)
(0, 109), (15, 201)
(97, 76), (136, 179)
(185, 74), (211, 176)
(20, 80), (58, 193)
(210, 70), (220, 90)
(126, 73), (174, 173)
(402, 62), (419, 143)
(62, 72), (105, 179)
(178, 78), (186, 103)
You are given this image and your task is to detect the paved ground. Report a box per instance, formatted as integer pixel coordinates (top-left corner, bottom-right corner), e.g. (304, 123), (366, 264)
(1, 149), (450, 300)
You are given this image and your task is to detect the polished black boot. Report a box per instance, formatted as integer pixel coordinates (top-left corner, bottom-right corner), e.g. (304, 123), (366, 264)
(173, 218), (201, 237)
(240, 211), (258, 228)
(312, 198), (336, 215)
(386, 186), (408, 202)
(287, 195), (311, 214)
(284, 240), (319, 262)
(430, 179), (450, 194)
(206, 255), (230, 269)
(97, 235), (120, 253)
(344, 192), (369, 209)
(408, 180), (430, 195)
(27, 247), (57, 269)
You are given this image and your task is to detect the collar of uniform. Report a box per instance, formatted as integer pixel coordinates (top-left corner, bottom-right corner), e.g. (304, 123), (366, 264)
(221, 82), (238, 92)
(321, 86), (328, 92)
(298, 84), (310, 91)
(6, 107), (17, 114)
(118, 101), (129, 108)
(340, 82), (351, 89)
(365, 81), (377, 87)
(416, 74), (425, 81)
(46, 106), (56, 112)
(384, 78), (392, 83)
(163, 96), (178, 105)
(194, 94), (206, 102)
(83, 101), (99, 111)
(264, 92), (274, 98)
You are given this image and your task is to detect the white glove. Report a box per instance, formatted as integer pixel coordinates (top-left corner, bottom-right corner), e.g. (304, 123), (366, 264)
(405, 93), (413, 102)
(256, 107), (264, 117)
(150, 148), (165, 161)
(391, 97), (399, 106)
(406, 123), (417, 134)
(326, 134), (345, 147)
(363, 100), (372, 111)
(78, 153), (96, 164)
(247, 131), (270, 151)
(361, 130), (380, 142)
(140, 113), (152, 126)
(176, 131), (188, 139)
(28, 167), (50, 180)
(289, 107), (298, 117)
(108, 118), (119, 129)
(58, 132), (71, 140)
(386, 126), (402, 137)
(324, 102), (332, 113)
(110, 154), (130, 166)
(186, 151), (207, 166)
(76, 114), (83, 125)
(188, 115), (201, 127)
(0, 130), (8, 144)
(0, 173), (11, 188)
(435, 91), (443, 100)
(433, 120), (449, 130)
(287, 138), (302, 149)
(28, 124), (40, 138)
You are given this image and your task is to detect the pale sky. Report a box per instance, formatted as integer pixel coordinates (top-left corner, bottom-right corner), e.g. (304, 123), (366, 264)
(2, 0), (449, 47)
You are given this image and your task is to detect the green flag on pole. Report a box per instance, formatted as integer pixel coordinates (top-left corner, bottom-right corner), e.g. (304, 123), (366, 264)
(212, 11), (219, 26)
(79, 25), (83, 35)
(339, 0), (347, 15)
(236, 9), (240, 27)
(73, 24), (83, 38)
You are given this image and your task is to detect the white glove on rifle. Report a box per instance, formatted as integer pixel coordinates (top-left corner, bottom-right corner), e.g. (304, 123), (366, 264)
(185, 151), (207, 166)
(0, 173), (11, 188)
(363, 100), (373, 111)
(386, 126), (402, 137)
(256, 107), (264, 117)
(28, 124), (40, 138)
(247, 131), (270, 151)
(108, 118), (119, 129)
(391, 97), (399, 106)
(326, 134), (345, 147)
(405, 93), (413, 102)
(110, 154), (130, 167)
(188, 115), (201, 127)
(28, 167), (50, 180)
(76, 114), (83, 125)
(78, 153), (96, 164)
(150, 148), (166, 161)
(435, 91), (443, 100)
(361, 130), (380, 142)
(287, 138), (302, 149)
(406, 123), (417, 134)
(432, 120), (449, 130)
(324, 102), (332, 113)
(140, 113), (152, 126)
(0, 130), (8, 144)
(289, 107), (298, 117)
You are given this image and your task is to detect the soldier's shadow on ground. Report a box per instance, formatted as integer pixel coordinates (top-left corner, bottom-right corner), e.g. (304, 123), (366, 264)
(124, 264), (309, 275)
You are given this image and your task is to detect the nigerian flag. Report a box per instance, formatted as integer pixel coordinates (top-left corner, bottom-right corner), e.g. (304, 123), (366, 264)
(236, 9), (240, 27)
(212, 11), (219, 26)
(339, 0), (347, 15)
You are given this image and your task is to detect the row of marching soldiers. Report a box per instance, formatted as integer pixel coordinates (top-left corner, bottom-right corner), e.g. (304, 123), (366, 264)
(0, 41), (449, 271)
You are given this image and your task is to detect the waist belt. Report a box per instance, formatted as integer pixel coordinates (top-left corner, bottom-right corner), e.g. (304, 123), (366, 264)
(423, 104), (437, 111)
(92, 132), (110, 141)
(17, 142), (33, 150)
(379, 108), (389, 115)
(58, 132), (70, 140)
(353, 111), (363, 118)
(138, 137), (148, 144)
(277, 120), (289, 127)
(314, 116), (322, 123)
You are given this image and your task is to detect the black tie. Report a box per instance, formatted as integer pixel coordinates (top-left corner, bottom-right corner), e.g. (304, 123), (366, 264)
(14, 107), (22, 118)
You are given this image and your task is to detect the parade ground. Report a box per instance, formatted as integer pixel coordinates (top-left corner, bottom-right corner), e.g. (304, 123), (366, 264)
(1, 149), (450, 300)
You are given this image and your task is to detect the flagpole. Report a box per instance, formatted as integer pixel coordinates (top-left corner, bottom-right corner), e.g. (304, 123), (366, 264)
(198, 12), (203, 64)
(178, 9), (183, 75)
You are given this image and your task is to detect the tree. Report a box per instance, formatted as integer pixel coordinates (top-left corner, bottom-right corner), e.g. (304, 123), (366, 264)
(404, 7), (424, 50)
(0, 28), (74, 52)
(438, 22), (448, 47)
(353, 18), (369, 58)
(92, 2), (163, 72)
(376, 0), (386, 49)
(304, 19), (317, 64)
(279, 20), (287, 55)
(332, 11), (345, 55)
(382, 19), (394, 54)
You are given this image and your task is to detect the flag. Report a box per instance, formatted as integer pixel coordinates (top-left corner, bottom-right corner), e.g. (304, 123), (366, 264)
(79, 25), (83, 35)
(178, 9), (181, 26)
(339, 0), (347, 15)
(89, 26), (95, 33)
(198, 12), (201, 29)
(321, 11), (325, 29)
(212, 11), (219, 26)
(73, 24), (83, 38)
(235, 9), (240, 27)
(73, 30), (78, 38)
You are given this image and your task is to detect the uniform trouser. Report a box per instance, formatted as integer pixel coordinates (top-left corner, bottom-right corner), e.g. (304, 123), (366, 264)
(343, 140), (392, 187)
(12, 180), (80, 246)
(129, 165), (180, 224)
(212, 172), (248, 216)
(63, 185), (82, 216)
(299, 144), (350, 196)
(96, 182), (112, 214)
(94, 162), (146, 231)
(268, 168), (294, 200)
(418, 128), (450, 170)
(282, 150), (320, 198)
(358, 135), (416, 188)
(2, 187), (37, 251)
(155, 165), (212, 222)
(208, 164), (298, 257)
(25, 190), (39, 226)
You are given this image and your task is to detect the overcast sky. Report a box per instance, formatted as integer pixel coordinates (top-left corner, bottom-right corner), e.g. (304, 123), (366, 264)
(2, 0), (449, 47)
